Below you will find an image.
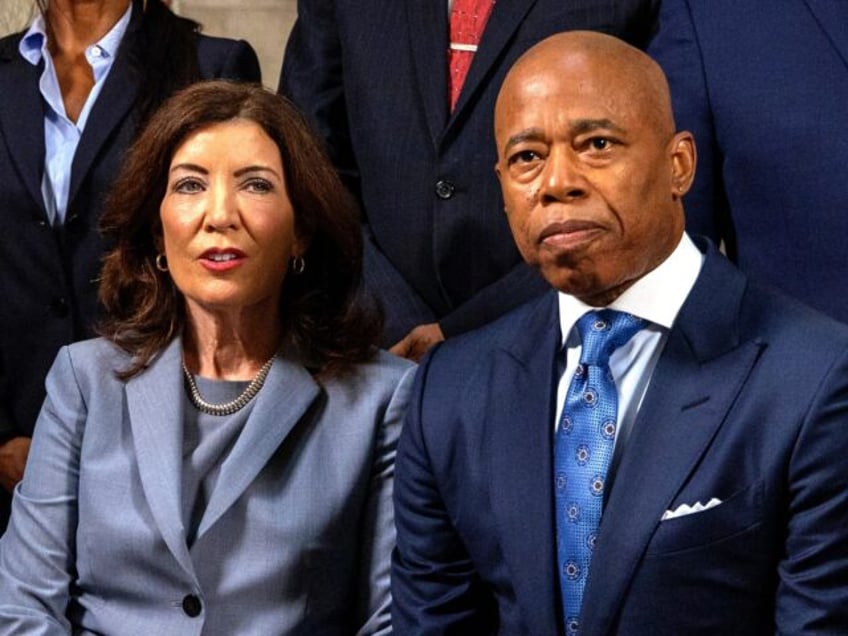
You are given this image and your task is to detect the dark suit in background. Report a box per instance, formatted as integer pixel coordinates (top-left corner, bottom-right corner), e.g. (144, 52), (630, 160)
(279, 0), (659, 345)
(0, 7), (260, 528)
(647, 0), (848, 324)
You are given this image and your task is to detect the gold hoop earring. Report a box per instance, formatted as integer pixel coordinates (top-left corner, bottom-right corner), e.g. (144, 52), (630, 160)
(291, 255), (305, 275)
(155, 253), (169, 272)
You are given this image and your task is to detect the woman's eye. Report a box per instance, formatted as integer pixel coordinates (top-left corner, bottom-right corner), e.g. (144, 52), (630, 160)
(174, 178), (204, 193)
(245, 178), (273, 193)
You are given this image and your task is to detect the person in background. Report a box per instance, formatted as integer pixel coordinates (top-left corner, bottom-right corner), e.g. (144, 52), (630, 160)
(0, 0), (260, 531)
(279, 0), (660, 361)
(647, 0), (848, 325)
(391, 31), (848, 634)
(0, 80), (413, 635)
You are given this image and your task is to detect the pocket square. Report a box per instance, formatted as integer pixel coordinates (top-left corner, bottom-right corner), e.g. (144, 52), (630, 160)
(661, 497), (723, 521)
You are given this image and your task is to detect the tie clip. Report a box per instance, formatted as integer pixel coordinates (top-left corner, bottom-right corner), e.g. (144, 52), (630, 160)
(450, 42), (478, 52)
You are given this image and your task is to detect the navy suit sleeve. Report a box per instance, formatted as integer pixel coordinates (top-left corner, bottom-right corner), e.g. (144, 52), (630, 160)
(279, 0), (358, 196)
(391, 348), (495, 634)
(279, 0), (433, 343)
(647, 0), (731, 249)
(776, 345), (848, 632)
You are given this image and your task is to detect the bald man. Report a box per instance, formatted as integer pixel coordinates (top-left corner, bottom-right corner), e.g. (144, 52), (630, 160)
(391, 31), (848, 635)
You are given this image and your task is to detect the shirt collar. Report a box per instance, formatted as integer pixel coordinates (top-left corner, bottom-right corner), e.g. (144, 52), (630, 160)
(557, 232), (704, 346)
(19, 12), (47, 65)
(18, 2), (133, 66)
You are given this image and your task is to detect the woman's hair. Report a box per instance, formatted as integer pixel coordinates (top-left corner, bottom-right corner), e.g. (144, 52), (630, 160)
(98, 80), (382, 378)
(39, 0), (202, 126)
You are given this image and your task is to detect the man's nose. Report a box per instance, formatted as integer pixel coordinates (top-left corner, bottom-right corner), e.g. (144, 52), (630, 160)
(539, 146), (587, 204)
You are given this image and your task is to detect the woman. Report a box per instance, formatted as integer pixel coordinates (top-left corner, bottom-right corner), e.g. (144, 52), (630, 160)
(0, 0), (260, 530)
(0, 80), (414, 635)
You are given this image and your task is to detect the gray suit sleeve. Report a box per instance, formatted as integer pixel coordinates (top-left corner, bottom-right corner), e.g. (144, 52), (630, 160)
(355, 363), (417, 635)
(0, 347), (84, 634)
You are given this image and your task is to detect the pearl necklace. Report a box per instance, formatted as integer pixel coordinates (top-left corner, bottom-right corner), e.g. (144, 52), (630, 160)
(182, 354), (276, 416)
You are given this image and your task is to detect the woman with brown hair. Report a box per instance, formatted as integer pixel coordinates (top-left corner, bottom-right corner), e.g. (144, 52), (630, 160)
(0, 80), (414, 635)
(0, 0), (260, 531)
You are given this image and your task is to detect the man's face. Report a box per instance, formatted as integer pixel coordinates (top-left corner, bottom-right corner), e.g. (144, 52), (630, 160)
(495, 52), (691, 305)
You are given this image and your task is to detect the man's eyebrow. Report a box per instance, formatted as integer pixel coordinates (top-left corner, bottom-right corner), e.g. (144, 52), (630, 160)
(571, 118), (627, 136)
(503, 128), (546, 154)
(502, 118), (628, 154)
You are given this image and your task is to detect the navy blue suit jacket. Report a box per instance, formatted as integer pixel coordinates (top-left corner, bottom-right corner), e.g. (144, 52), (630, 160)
(279, 0), (659, 344)
(647, 0), (848, 324)
(0, 8), (259, 526)
(392, 241), (848, 634)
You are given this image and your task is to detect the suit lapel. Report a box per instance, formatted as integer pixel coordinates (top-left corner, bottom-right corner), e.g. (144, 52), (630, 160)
(0, 35), (47, 217)
(67, 11), (140, 208)
(195, 356), (320, 539)
(804, 0), (848, 72)
(405, 1), (449, 146)
(488, 293), (562, 636)
(579, 246), (765, 635)
(448, 0), (537, 125)
(126, 338), (194, 575)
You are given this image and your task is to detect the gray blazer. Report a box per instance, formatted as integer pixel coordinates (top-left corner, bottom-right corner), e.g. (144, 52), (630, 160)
(0, 337), (415, 635)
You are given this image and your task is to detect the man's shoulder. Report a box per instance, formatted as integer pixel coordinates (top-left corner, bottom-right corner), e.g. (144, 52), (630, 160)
(694, 245), (848, 364)
(422, 292), (557, 385)
(742, 279), (848, 351)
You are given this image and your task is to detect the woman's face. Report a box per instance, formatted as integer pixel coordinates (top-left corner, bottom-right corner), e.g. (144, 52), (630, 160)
(160, 118), (302, 321)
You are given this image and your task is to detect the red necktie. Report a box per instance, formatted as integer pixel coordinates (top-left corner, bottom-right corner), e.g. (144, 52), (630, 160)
(448, 0), (495, 111)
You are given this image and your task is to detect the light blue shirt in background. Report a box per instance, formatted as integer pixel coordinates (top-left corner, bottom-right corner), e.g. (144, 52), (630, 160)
(18, 4), (132, 226)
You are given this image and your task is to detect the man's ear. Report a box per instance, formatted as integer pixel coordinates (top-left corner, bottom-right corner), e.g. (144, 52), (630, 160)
(670, 131), (696, 199)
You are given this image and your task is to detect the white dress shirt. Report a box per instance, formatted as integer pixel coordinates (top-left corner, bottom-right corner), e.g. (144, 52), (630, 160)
(554, 233), (704, 472)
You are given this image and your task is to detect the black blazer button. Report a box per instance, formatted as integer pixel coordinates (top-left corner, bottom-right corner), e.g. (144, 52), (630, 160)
(434, 179), (455, 199)
(182, 594), (202, 617)
(65, 214), (84, 233)
(50, 297), (69, 317)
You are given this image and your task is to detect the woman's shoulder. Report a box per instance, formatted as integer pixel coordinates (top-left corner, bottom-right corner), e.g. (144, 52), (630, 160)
(62, 337), (131, 374)
(356, 349), (416, 383)
(321, 350), (416, 398)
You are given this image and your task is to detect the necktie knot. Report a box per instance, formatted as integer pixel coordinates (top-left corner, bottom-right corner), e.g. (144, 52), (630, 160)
(576, 310), (644, 367)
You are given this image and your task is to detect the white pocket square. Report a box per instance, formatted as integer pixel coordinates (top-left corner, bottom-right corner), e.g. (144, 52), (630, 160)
(661, 497), (723, 521)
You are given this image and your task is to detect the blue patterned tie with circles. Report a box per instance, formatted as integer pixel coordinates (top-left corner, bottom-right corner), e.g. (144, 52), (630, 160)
(555, 309), (645, 635)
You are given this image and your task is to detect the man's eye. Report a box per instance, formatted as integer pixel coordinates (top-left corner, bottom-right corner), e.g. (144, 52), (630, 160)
(510, 150), (540, 164)
(589, 137), (612, 150)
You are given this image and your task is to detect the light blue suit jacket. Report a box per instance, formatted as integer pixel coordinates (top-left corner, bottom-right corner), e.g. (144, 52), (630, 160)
(0, 337), (415, 635)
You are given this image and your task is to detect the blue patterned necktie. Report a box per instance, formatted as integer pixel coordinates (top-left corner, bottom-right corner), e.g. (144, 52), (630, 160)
(555, 309), (645, 635)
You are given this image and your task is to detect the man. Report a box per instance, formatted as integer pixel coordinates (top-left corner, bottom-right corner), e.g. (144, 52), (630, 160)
(279, 0), (659, 360)
(647, 0), (848, 325)
(392, 31), (848, 634)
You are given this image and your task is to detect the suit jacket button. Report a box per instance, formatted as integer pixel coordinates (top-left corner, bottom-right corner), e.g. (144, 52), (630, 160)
(65, 214), (85, 233)
(50, 297), (69, 317)
(182, 594), (202, 617)
(434, 179), (455, 199)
